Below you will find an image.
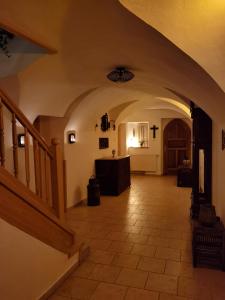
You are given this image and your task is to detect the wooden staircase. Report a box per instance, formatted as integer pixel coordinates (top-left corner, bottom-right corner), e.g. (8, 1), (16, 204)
(0, 89), (76, 255)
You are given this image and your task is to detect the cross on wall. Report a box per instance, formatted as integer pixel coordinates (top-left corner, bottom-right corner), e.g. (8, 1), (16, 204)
(150, 125), (159, 138)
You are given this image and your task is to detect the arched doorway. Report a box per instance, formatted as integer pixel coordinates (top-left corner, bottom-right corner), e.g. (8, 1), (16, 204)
(163, 119), (191, 174)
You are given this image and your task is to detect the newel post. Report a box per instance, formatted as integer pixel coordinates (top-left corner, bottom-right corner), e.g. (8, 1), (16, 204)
(51, 138), (65, 220)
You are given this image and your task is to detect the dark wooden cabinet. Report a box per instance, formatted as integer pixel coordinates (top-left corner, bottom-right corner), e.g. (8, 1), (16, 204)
(95, 156), (130, 195)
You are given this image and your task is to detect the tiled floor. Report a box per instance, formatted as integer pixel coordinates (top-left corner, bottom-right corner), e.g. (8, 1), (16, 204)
(49, 175), (225, 300)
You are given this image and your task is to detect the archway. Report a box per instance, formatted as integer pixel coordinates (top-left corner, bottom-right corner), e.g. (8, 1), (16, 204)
(163, 119), (191, 174)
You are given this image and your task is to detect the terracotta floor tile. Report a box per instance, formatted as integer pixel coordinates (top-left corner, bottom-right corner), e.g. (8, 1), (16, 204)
(72, 261), (96, 278)
(112, 253), (141, 269)
(57, 277), (99, 299)
(88, 239), (112, 251)
(50, 176), (225, 300)
(131, 244), (156, 257)
(108, 241), (134, 254)
(178, 277), (212, 299)
(146, 273), (178, 295)
(88, 249), (115, 265)
(159, 293), (192, 300)
(138, 256), (166, 273)
(116, 268), (148, 288)
(180, 250), (192, 263)
(105, 231), (129, 241)
(141, 228), (161, 237)
(148, 237), (170, 247)
(165, 261), (193, 278)
(155, 247), (181, 261)
(125, 287), (159, 300)
(90, 282), (127, 300)
(126, 233), (149, 244)
(88, 264), (121, 283)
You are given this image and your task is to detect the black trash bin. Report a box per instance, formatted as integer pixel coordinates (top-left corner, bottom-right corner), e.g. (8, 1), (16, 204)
(87, 177), (100, 206)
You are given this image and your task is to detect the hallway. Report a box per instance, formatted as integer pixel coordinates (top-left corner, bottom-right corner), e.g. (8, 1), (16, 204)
(49, 176), (225, 300)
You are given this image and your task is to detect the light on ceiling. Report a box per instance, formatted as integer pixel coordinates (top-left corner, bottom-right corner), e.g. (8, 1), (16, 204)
(107, 67), (134, 83)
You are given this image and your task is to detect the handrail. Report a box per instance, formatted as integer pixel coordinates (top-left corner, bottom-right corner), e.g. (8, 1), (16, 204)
(0, 89), (52, 157)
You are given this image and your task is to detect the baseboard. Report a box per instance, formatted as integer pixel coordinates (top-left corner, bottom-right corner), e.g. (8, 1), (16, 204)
(38, 259), (79, 300)
(66, 198), (87, 211)
(38, 243), (90, 300)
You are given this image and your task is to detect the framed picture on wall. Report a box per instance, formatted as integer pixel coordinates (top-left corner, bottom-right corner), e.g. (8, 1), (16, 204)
(99, 137), (109, 149)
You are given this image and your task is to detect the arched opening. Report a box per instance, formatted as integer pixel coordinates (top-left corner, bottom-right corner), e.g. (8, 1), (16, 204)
(163, 119), (191, 175)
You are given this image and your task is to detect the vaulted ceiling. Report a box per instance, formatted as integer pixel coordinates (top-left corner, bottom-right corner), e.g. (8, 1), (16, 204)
(0, 0), (224, 124)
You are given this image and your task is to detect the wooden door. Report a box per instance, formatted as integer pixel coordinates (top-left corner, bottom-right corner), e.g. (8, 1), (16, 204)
(163, 119), (191, 174)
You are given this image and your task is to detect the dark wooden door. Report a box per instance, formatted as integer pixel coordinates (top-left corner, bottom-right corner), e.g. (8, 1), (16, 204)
(163, 119), (191, 174)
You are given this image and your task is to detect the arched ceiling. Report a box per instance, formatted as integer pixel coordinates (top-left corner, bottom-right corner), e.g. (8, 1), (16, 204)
(0, 0), (224, 124)
(120, 0), (225, 92)
(65, 87), (190, 131)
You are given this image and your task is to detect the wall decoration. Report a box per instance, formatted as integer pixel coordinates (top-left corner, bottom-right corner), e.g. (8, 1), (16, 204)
(150, 125), (159, 138)
(101, 113), (110, 131)
(99, 137), (109, 149)
(222, 129), (225, 150)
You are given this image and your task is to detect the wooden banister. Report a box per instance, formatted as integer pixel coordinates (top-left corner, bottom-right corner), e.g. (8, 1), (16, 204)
(0, 88), (75, 255)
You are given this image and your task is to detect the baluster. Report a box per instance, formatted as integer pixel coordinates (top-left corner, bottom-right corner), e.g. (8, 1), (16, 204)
(63, 159), (67, 212)
(39, 146), (43, 198)
(12, 113), (18, 177)
(33, 139), (41, 196)
(51, 138), (65, 220)
(24, 128), (30, 187)
(0, 99), (5, 167)
(44, 151), (50, 204)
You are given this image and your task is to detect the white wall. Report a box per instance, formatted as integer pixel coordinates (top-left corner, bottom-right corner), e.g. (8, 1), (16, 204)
(120, 109), (191, 175)
(0, 218), (78, 300)
(65, 117), (117, 207)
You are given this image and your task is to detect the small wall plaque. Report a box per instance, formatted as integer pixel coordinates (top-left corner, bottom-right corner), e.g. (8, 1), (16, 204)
(99, 138), (109, 149)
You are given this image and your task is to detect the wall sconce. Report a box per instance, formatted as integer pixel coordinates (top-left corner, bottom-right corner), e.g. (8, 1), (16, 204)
(18, 134), (25, 147)
(68, 132), (76, 144)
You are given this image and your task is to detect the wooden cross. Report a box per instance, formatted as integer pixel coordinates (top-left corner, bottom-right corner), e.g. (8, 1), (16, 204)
(150, 125), (159, 138)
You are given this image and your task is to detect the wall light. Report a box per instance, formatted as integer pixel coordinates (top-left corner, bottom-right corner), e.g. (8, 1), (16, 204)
(68, 132), (76, 144)
(18, 134), (25, 147)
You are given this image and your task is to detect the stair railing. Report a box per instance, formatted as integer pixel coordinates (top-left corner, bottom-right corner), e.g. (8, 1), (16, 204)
(0, 89), (65, 220)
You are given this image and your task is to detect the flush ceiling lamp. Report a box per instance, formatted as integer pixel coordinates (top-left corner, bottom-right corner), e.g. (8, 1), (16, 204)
(0, 28), (14, 57)
(107, 67), (134, 83)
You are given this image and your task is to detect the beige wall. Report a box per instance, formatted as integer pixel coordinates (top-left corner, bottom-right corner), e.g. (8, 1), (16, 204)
(119, 109), (191, 175)
(0, 218), (78, 300)
(65, 116), (117, 207)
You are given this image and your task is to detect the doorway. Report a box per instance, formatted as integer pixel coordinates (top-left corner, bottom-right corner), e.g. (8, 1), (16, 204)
(163, 119), (191, 174)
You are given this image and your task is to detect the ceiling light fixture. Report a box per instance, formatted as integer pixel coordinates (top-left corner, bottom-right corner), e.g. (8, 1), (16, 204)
(107, 67), (134, 83)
